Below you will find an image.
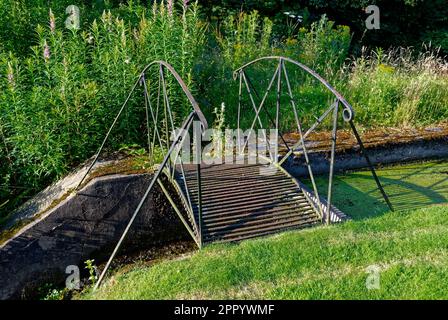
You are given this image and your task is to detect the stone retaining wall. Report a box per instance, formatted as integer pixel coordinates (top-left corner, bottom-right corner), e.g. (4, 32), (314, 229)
(0, 174), (188, 300)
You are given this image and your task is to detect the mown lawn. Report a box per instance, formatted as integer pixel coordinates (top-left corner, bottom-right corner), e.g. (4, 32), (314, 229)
(82, 161), (448, 300)
(312, 160), (448, 220)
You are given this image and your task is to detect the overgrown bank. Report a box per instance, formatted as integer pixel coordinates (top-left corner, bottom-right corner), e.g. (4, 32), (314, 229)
(0, 1), (447, 225)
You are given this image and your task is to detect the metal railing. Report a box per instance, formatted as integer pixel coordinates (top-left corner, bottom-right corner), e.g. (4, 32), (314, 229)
(73, 61), (208, 290)
(83, 56), (394, 289)
(233, 56), (393, 224)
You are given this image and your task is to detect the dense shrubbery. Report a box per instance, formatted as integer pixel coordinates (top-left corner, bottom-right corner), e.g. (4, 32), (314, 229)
(0, 1), (205, 216)
(344, 46), (448, 127)
(0, 0), (101, 56)
(202, 11), (446, 131)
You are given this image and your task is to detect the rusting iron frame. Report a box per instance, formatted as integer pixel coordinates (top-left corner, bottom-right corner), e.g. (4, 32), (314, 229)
(156, 179), (199, 246)
(234, 56), (393, 222)
(275, 58), (282, 161)
(94, 111), (197, 290)
(234, 57), (327, 221)
(160, 65), (175, 174)
(237, 71), (243, 154)
(165, 125), (199, 236)
(327, 100), (339, 224)
(178, 157), (194, 217)
(237, 67), (292, 161)
(142, 62), (206, 242)
(233, 56), (355, 121)
(244, 67), (292, 154)
(239, 70), (274, 161)
(142, 74), (163, 167)
(196, 162), (203, 248)
(83, 61), (208, 289)
(75, 60), (208, 190)
(281, 59), (325, 221)
(349, 120), (394, 211)
(279, 97), (340, 223)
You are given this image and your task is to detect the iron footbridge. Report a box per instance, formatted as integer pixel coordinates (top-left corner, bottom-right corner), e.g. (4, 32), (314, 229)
(74, 57), (392, 289)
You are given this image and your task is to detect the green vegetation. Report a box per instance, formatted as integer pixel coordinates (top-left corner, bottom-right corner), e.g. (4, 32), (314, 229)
(0, 1), (205, 218)
(0, 0), (444, 301)
(310, 160), (448, 220)
(0, 1), (446, 229)
(343, 47), (448, 127)
(202, 12), (447, 131)
(81, 161), (448, 300)
(200, 0), (448, 54)
(82, 205), (448, 300)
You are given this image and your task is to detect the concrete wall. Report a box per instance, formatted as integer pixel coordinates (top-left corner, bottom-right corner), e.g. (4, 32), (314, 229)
(284, 136), (448, 177)
(0, 174), (189, 300)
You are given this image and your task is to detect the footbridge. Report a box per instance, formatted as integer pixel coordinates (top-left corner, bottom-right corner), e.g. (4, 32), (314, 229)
(77, 57), (392, 288)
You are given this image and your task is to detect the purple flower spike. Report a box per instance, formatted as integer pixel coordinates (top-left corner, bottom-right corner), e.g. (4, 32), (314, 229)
(44, 41), (51, 61)
(49, 9), (56, 33)
(167, 0), (173, 16)
(7, 63), (14, 86)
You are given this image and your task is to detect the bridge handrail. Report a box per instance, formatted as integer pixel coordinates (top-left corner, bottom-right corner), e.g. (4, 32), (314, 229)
(233, 55), (354, 121)
(76, 61), (208, 190)
(94, 110), (203, 289)
(232, 55), (393, 225)
(75, 61), (208, 289)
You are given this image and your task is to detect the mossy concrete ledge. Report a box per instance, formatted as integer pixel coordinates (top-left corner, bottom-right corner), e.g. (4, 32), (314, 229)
(0, 173), (188, 300)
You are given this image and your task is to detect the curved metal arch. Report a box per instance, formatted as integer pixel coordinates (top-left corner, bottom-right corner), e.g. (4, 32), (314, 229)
(232, 55), (393, 219)
(141, 60), (208, 130)
(76, 60), (208, 190)
(233, 56), (354, 121)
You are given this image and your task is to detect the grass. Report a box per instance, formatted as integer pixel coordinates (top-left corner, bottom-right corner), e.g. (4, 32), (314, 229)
(311, 160), (448, 220)
(80, 160), (448, 300)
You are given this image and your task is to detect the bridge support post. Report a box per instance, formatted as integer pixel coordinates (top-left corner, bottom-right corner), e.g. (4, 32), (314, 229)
(349, 120), (394, 212)
(326, 101), (339, 225)
(196, 163), (203, 248)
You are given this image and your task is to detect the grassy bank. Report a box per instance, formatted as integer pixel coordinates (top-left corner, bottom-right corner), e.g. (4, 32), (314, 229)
(81, 160), (448, 300)
(82, 205), (448, 300)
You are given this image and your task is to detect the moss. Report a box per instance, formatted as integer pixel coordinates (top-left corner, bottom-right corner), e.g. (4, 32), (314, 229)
(282, 121), (448, 154)
(0, 219), (32, 246)
(0, 187), (75, 246)
(77, 155), (154, 190)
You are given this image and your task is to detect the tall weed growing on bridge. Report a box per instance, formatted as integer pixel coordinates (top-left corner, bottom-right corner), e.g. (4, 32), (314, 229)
(0, 1), (206, 218)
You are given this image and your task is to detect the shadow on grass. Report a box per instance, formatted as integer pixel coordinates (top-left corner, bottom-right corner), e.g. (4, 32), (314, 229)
(305, 160), (448, 220)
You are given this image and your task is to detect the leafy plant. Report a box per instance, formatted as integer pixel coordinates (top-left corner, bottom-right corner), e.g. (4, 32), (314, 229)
(84, 259), (98, 287)
(216, 10), (273, 70)
(297, 14), (351, 79)
(0, 1), (207, 218)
